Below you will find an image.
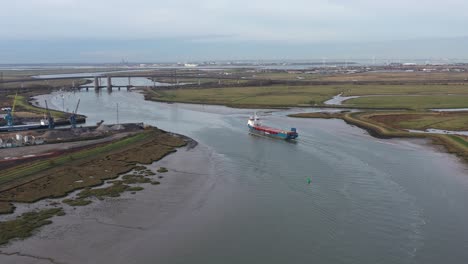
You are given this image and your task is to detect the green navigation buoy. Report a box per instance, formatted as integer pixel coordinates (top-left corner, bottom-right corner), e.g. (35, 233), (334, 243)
(307, 177), (311, 185)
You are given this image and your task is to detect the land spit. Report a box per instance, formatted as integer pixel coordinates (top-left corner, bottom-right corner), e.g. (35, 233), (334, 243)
(0, 141), (213, 264)
(0, 124), (192, 247)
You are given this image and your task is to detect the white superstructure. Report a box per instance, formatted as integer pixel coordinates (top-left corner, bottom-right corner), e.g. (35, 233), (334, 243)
(247, 114), (261, 127)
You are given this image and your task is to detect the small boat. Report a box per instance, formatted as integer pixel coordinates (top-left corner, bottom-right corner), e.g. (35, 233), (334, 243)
(247, 114), (298, 140)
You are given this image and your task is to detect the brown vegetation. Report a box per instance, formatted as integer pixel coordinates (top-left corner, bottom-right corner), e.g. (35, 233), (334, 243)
(0, 202), (14, 214)
(288, 112), (346, 119)
(0, 128), (187, 214)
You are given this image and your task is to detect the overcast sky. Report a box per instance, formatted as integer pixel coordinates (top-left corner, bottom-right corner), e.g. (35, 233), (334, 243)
(1, 0), (468, 63)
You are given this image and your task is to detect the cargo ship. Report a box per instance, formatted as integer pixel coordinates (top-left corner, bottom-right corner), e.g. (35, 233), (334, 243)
(247, 114), (298, 140)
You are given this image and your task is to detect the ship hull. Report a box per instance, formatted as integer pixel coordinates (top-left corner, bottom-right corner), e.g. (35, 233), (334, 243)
(248, 125), (298, 140)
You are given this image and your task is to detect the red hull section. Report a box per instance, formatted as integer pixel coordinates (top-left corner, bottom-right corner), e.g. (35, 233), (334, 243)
(252, 125), (284, 135)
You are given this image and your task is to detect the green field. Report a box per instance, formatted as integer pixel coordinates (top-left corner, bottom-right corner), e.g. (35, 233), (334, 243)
(344, 95), (468, 109)
(365, 111), (468, 131)
(397, 114), (468, 130)
(149, 84), (468, 108)
(151, 85), (342, 106)
(341, 84), (468, 96)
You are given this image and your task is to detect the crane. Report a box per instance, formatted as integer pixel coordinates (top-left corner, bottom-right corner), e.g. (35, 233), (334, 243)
(2, 92), (18, 127)
(69, 99), (80, 128)
(44, 100), (55, 129)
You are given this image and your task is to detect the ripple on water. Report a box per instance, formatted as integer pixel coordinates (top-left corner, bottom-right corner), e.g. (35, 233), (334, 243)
(23, 90), (468, 264)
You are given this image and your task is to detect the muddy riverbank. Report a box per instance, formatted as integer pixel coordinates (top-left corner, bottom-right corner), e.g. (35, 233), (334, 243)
(0, 142), (216, 264)
(2, 89), (467, 264)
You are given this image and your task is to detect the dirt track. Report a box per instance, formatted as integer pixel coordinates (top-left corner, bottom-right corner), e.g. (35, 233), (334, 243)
(0, 132), (135, 160)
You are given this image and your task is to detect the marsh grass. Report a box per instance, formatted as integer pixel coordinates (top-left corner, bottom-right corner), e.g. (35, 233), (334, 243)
(0, 208), (64, 246)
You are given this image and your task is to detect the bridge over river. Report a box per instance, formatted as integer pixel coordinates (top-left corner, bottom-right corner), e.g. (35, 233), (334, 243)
(0, 71), (257, 92)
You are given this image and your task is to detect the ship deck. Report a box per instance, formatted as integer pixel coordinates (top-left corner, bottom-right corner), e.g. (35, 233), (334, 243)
(253, 125), (286, 134)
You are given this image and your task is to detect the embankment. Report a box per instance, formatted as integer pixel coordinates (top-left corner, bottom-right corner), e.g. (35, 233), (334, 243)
(289, 112), (468, 163)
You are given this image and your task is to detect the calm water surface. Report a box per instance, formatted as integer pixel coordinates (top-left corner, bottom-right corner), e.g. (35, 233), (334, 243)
(31, 90), (468, 264)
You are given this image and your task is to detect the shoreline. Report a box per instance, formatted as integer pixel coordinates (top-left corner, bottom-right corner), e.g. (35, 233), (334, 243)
(0, 141), (215, 264)
(0, 125), (195, 246)
(0, 127), (191, 211)
(23, 88), (468, 166)
(289, 112), (468, 164)
(2, 87), (468, 263)
(139, 87), (468, 165)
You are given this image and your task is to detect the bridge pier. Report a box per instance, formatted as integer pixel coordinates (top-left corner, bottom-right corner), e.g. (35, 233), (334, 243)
(107, 76), (112, 91)
(94, 77), (99, 90)
(126, 77), (132, 91)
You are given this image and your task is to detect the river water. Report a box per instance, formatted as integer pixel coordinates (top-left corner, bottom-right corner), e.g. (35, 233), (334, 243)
(2, 90), (468, 264)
